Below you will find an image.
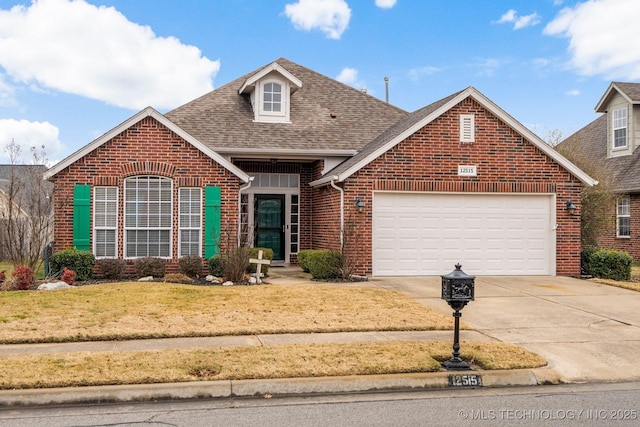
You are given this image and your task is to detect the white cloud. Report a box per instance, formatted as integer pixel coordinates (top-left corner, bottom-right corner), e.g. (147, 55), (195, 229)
(375, 0), (397, 8)
(284, 0), (351, 39)
(566, 89), (581, 96)
(336, 67), (358, 84)
(544, 0), (640, 80)
(0, 74), (17, 107)
(0, 119), (65, 164)
(336, 67), (366, 90)
(408, 65), (441, 82)
(470, 58), (504, 77)
(495, 9), (541, 30)
(0, 0), (219, 110)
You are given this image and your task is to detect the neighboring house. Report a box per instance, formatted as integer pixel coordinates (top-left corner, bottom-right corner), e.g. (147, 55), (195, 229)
(44, 58), (595, 277)
(0, 165), (53, 260)
(562, 82), (640, 260)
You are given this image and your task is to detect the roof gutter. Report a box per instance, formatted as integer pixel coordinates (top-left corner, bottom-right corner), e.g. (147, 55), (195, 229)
(329, 177), (344, 248)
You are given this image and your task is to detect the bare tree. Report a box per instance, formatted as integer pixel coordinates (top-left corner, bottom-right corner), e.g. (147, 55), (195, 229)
(553, 132), (617, 248)
(0, 140), (54, 272)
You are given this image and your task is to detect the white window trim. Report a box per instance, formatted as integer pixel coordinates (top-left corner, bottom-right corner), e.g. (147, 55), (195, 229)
(612, 107), (628, 150)
(617, 195), (630, 238)
(124, 176), (173, 259)
(93, 186), (118, 259)
(255, 78), (290, 123)
(460, 114), (475, 143)
(260, 81), (283, 116)
(178, 187), (202, 257)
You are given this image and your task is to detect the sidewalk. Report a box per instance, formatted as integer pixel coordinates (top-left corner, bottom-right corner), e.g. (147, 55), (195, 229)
(3, 267), (638, 406)
(0, 330), (554, 407)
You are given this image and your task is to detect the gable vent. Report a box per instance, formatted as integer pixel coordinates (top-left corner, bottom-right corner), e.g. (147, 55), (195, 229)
(460, 114), (475, 143)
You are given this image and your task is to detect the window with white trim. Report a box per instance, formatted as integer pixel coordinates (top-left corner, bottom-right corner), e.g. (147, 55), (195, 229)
(617, 196), (630, 238)
(263, 82), (282, 113)
(178, 188), (202, 257)
(93, 186), (117, 258)
(460, 114), (475, 143)
(613, 108), (627, 149)
(124, 176), (172, 258)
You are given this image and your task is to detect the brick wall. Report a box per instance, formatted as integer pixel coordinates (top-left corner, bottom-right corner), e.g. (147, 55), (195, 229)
(50, 116), (242, 274)
(597, 194), (640, 259)
(314, 97), (584, 277)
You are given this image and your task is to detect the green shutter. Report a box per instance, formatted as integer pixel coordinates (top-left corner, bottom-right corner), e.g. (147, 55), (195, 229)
(204, 186), (221, 258)
(73, 184), (91, 251)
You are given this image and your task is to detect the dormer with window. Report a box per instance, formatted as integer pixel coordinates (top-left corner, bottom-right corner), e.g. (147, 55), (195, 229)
(238, 62), (302, 123)
(595, 82), (640, 158)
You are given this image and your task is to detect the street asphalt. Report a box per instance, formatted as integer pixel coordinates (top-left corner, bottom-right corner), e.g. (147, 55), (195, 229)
(1, 268), (639, 407)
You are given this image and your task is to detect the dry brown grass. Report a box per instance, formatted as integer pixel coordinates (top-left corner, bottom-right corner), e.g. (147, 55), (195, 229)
(590, 278), (640, 292)
(0, 282), (548, 389)
(588, 264), (640, 292)
(0, 282), (453, 343)
(0, 341), (546, 390)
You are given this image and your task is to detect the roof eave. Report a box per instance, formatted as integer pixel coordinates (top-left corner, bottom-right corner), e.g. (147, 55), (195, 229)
(43, 107), (250, 183)
(311, 87), (597, 188)
(595, 82), (637, 113)
(238, 61), (303, 95)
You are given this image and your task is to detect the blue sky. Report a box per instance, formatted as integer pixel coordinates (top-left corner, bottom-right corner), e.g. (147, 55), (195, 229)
(1, 0), (639, 164)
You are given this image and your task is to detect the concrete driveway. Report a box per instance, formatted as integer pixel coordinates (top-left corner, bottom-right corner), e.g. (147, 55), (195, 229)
(369, 275), (640, 384)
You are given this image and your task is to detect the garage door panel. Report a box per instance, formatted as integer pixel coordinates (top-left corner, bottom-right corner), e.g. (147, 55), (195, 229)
(373, 193), (554, 276)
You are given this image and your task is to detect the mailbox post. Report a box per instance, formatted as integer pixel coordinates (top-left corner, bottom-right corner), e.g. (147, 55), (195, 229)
(441, 263), (475, 370)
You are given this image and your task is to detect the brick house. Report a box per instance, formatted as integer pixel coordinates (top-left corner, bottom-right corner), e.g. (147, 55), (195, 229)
(562, 82), (640, 260)
(45, 58), (595, 276)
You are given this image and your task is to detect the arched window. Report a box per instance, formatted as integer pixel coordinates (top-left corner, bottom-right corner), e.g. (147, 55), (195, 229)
(124, 176), (172, 258)
(263, 82), (282, 113)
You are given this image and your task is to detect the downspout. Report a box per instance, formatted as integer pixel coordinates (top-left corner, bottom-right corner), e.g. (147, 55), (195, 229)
(238, 176), (254, 246)
(330, 178), (344, 248)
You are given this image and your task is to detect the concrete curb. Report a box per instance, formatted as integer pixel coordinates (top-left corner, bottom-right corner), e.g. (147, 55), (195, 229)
(0, 368), (560, 407)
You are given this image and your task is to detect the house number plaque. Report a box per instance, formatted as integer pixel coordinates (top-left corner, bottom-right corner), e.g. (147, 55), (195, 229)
(458, 165), (477, 176)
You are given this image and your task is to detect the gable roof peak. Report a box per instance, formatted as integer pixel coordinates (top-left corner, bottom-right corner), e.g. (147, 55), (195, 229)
(595, 81), (640, 113)
(238, 60), (302, 95)
(43, 107), (249, 183)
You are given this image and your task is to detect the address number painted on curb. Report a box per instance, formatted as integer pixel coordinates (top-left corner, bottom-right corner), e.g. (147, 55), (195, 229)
(448, 374), (482, 387)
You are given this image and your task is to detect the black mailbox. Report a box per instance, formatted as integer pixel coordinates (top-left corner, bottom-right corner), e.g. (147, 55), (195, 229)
(441, 263), (475, 306)
(440, 263), (475, 371)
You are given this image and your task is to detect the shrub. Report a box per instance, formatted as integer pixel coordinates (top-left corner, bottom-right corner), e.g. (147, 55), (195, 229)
(580, 248), (597, 276)
(246, 247), (274, 275)
(97, 258), (127, 280)
(588, 249), (632, 281)
(134, 257), (166, 278)
(224, 246), (250, 283)
(305, 249), (342, 280)
(178, 255), (204, 278)
(208, 247), (250, 282)
(298, 250), (310, 273)
(208, 254), (225, 277)
(60, 267), (76, 285)
(49, 249), (95, 281)
(164, 273), (192, 284)
(11, 265), (34, 290)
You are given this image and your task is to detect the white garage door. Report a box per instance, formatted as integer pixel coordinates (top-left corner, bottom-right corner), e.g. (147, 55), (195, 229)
(372, 193), (555, 276)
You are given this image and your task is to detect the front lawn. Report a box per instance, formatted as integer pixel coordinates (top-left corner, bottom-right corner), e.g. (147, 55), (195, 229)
(0, 282), (453, 343)
(0, 282), (547, 390)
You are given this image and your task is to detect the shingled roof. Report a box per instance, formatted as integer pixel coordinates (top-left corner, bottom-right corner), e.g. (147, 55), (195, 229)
(564, 82), (640, 194)
(165, 58), (408, 154)
(313, 86), (596, 186)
